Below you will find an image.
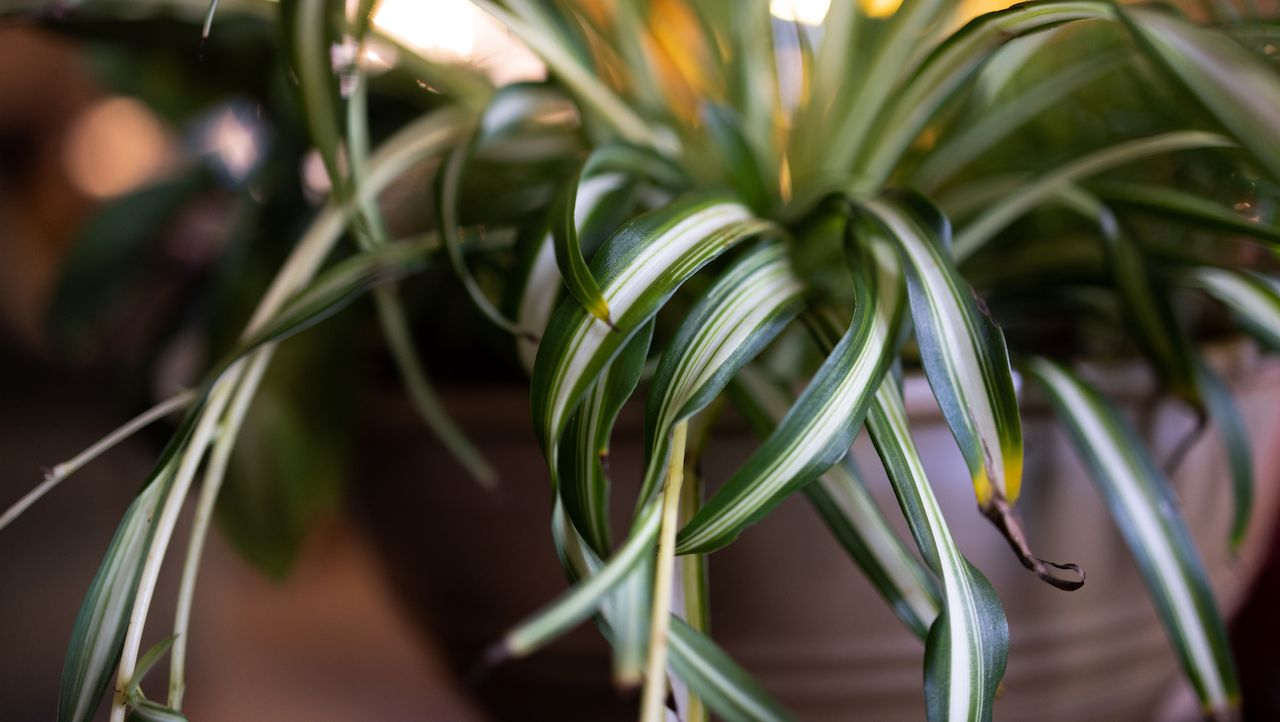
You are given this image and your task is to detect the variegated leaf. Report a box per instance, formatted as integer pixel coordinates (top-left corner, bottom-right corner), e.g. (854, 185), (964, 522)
(531, 193), (769, 463)
(863, 192), (1082, 590)
(639, 241), (805, 507)
(1181, 267), (1280, 352)
(867, 380), (1008, 722)
(1025, 357), (1239, 717)
(675, 225), (906, 554)
(731, 365), (941, 639)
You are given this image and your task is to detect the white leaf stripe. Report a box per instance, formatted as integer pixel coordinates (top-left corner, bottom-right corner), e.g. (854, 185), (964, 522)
(1182, 267), (1280, 351)
(639, 242), (805, 505)
(547, 506), (792, 722)
(560, 323), (653, 555)
(667, 619), (794, 722)
(59, 484), (161, 722)
(502, 500), (664, 658)
(1025, 357), (1238, 713)
(867, 381), (1007, 722)
(675, 236), (905, 554)
(532, 194), (762, 456)
(733, 366), (941, 638)
(863, 195), (1021, 507)
(516, 172), (635, 371)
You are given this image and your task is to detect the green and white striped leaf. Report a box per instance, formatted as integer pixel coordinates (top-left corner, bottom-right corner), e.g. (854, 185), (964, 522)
(1118, 4), (1280, 180)
(549, 503), (792, 722)
(865, 193), (1022, 513)
(559, 322), (653, 555)
(551, 169), (625, 327)
(59, 482), (162, 722)
(860, 1), (1116, 185)
(232, 240), (432, 359)
(495, 500), (664, 661)
(1088, 196), (1202, 405)
(916, 52), (1123, 189)
(549, 143), (688, 328)
(1025, 357), (1240, 716)
(1181, 267), (1280, 352)
(867, 380), (1008, 722)
(436, 144), (528, 337)
(638, 241), (805, 507)
(675, 226), (906, 554)
(667, 618), (794, 722)
(952, 131), (1234, 260)
(1090, 181), (1280, 248)
(531, 193), (769, 460)
(1194, 359), (1254, 552)
(731, 366), (941, 639)
(825, 0), (947, 172)
(862, 193), (1084, 588)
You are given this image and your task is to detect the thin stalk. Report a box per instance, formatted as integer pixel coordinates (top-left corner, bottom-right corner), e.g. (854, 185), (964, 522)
(0, 390), (195, 533)
(167, 349), (272, 708)
(639, 421), (688, 722)
(677, 466), (708, 722)
(109, 374), (238, 722)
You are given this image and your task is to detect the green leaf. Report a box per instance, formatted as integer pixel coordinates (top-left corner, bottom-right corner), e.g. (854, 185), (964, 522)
(730, 366), (941, 639)
(230, 240), (432, 359)
(127, 635), (176, 696)
(548, 501), (791, 721)
(916, 52), (1123, 189)
(471, 0), (665, 151)
(436, 144), (530, 337)
(861, 0), (1117, 186)
(59, 482), (162, 722)
(1193, 359), (1254, 552)
(551, 144), (687, 327)
(865, 194), (1022, 510)
(1118, 4), (1280, 180)
(496, 500), (664, 660)
(675, 223), (906, 554)
(639, 241), (805, 508)
(952, 131), (1234, 260)
(1090, 181), (1280, 247)
(863, 192), (1083, 589)
(667, 618), (795, 722)
(127, 699), (188, 722)
(867, 380), (1008, 722)
(559, 323), (653, 555)
(531, 192), (769, 463)
(703, 104), (772, 213)
(825, 0), (948, 172)
(1082, 193), (1202, 405)
(1025, 357), (1240, 716)
(1180, 267), (1280, 352)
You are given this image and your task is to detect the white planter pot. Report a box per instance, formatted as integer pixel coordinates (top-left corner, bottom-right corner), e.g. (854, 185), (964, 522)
(355, 340), (1280, 721)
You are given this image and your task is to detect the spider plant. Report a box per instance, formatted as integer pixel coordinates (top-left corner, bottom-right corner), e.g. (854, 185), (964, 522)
(6, 0), (1280, 720)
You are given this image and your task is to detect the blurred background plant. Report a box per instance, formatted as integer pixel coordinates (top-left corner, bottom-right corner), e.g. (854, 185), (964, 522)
(3, 0), (1280, 721)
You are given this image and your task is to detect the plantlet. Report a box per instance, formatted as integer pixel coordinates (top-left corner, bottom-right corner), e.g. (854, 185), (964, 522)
(5, 1), (1280, 721)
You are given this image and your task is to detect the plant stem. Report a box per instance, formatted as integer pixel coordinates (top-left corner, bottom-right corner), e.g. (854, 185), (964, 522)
(167, 350), (271, 709)
(678, 467), (708, 722)
(110, 374), (237, 722)
(0, 390), (194, 533)
(639, 421), (688, 722)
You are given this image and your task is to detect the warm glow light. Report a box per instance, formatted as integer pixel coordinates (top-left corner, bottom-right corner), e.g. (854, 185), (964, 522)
(374, 0), (476, 57)
(63, 97), (173, 199)
(860, 0), (904, 18)
(770, 0), (831, 25)
(950, 1), (1019, 30)
(369, 0), (544, 84)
